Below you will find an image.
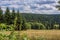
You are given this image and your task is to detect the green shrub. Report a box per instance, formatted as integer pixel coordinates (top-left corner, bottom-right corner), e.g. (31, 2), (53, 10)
(53, 24), (59, 29)
(22, 23), (31, 30)
(8, 31), (17, 40)
(6, 24), (14, 31)
(0, 33), (9, 40)
(0, 23), (7, 30)
(25, 23), (31, 30)
(21, 33), (30, 40)
(31, 22), (46, 30)
(38, 23), (46, 30)
(0, 23), (14, 31)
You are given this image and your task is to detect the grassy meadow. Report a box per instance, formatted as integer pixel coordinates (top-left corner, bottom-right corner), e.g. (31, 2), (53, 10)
(0, 30), (60, 40)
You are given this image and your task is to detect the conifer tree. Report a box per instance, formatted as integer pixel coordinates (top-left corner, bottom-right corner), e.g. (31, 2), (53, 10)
(4, 7), (11, 24)
(56, 1), (60, 10)
(22, 16), (27, 30)
(17, 10), (22, 31)
(14, 10), (22, 31)
(11, 8), (16, 24)
(0, 7), (3, 23)
(57, 1), (60, 29)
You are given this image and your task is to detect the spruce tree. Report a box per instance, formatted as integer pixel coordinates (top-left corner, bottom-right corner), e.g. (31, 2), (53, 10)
(56, 1), (60, 10)
(14, 10), (22, 31)
(4, 7), (11, 24)
(0, 7), (3, 23)
(22, 16), (27, 30)
(57, 1), (60, 29)
(11, 8), (16, 24)
(17, 10), (22, 31)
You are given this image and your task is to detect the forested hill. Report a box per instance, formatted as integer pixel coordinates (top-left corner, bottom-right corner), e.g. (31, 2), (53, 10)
(21, 13), (60, 24)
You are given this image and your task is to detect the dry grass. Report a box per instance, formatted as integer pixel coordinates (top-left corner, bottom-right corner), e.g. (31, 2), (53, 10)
(20, 30), (60, 40)
(0, 30), (60, 40)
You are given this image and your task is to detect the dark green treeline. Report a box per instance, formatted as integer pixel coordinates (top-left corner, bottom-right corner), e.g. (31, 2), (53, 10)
(0, 7), (60, 31)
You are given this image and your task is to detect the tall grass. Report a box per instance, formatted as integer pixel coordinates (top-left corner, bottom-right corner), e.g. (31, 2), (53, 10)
(0, 30), (60, 40)
(0, 31), (45, 40)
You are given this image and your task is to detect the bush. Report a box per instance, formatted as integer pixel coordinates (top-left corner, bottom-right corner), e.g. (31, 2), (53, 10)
(25, 23), (31, 29)
(0, 23), (7, 30)
(0, 33), (9, 40)
(31, 22), (46, 30)
(6, 24), (14, 31)
(0, 23), (14, 31)
(21, 33), (30, 40)
(22, 23), (31, 30)
(53, 24), (59, 29)
(38, 23), (46, 29)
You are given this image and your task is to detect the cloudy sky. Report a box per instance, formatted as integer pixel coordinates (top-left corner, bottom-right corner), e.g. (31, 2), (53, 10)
(0, 0), (60, 14)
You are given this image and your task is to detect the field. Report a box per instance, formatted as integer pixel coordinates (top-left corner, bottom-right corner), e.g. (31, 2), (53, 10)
(0, 30), (60, 40)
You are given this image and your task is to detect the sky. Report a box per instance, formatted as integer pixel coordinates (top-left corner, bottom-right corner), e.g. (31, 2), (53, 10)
(0, 0), (60, 14)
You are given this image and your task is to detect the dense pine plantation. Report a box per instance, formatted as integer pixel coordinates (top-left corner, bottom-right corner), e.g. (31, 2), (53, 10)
(0, 7), (60, 31)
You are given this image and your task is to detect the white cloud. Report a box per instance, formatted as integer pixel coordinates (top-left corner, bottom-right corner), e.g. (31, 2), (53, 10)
(0, 0), (59, 14)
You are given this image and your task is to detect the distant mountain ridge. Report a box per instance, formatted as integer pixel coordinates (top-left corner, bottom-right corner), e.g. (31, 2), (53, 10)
(21, 13), (60, 24)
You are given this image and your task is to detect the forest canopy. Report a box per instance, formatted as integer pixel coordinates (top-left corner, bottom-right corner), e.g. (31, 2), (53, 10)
(0, 7), (60, 31)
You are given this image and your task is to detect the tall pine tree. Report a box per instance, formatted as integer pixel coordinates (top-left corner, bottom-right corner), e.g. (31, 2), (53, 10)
(11, 8), (16, 24)
(56, 1), (60, 10)
(14, 10), (22, 31)
(0, 7), (3, 23)
(17, 10), (22, 30)
(56, 1), (60, 29)
(4, 7), (11, 24)
(22, 16), (27, 30)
